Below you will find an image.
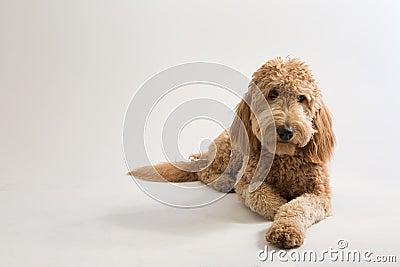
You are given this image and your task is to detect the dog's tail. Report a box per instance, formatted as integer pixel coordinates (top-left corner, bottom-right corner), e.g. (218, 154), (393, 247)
(128, 159), (209, 183)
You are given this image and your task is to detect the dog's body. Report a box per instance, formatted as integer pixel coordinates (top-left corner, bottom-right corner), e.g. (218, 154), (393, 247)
(130, 58), (335, 248)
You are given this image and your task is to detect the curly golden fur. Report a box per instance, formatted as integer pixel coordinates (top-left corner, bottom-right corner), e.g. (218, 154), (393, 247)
(129, 57), (335, 249)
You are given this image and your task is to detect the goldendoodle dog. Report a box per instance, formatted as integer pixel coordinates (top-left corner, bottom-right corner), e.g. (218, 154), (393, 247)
(129, 57), (335, 248)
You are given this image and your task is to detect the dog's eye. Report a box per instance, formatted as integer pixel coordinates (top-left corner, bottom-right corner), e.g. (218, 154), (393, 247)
(298, 95), (306, 103)
(268, 90), (279, 100)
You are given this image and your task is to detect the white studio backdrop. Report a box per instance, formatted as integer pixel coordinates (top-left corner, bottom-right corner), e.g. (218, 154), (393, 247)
(1, 0), (399, 266)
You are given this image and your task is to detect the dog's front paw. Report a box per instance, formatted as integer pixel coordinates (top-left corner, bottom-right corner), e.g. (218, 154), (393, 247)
(265, 221), (305, 249)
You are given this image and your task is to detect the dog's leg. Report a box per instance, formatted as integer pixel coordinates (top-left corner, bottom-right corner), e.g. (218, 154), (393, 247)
(235, 181), (287, 220)
(197, 149), (244, 193)
(265, 193), (330, 248)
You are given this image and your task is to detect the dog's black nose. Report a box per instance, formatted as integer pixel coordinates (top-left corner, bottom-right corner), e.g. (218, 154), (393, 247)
(277, 125), (294, 141)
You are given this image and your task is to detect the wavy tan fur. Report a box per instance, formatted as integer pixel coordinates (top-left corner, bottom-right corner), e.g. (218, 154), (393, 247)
(129, 57), (335, 248)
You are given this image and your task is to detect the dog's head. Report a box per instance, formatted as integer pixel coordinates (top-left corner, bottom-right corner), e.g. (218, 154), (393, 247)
(230, 57), (335, 163)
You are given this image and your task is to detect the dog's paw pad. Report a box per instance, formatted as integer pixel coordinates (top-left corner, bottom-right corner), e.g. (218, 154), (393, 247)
(189, 154), (201, 161)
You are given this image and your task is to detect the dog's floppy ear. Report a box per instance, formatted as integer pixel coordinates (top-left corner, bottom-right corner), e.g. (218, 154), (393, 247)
(304, 100), (336, 163)
(230, 89), (259, 154)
